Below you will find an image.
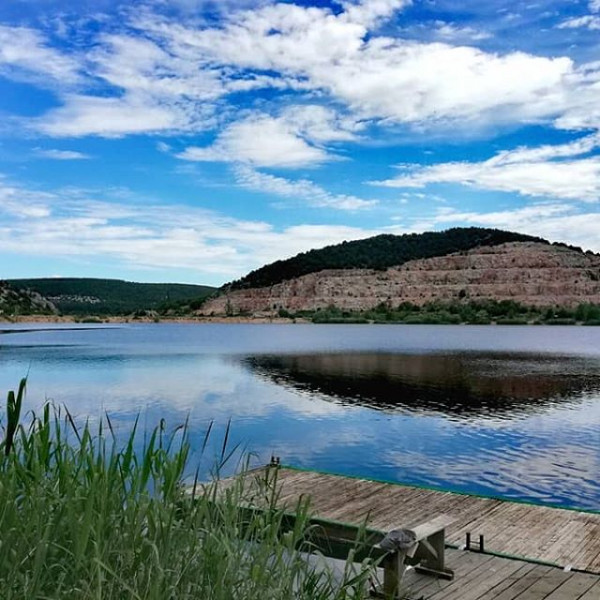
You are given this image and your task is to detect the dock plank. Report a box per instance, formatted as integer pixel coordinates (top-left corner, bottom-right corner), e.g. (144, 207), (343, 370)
(511, 568), (573, 599)
(481, 565), (555, 600)
(426, 555), (525, 600)
(577, 580), (600, 600)
(542, 573), (599, 600)
(475, 562), (540, 600)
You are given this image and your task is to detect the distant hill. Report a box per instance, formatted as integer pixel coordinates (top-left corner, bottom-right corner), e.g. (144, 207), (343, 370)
(0, 281), (57, 317)
(228, 227), (550, 290)
(202, 228), (600, 316)
(7, 278), (216, 316)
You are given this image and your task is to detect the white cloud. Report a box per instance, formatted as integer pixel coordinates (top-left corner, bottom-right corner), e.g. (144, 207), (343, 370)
(2, 0), (596, 141)
(557, 15), (600, 30)
(91, 33), (225, 100)
(489, 133), (600, 163)
(177, 112), (332, 168)
(0, 176), (52, 218)
(0, 25), (81, 84)
(554, 63), (600, 132)
(0, 176), (383, 281)
(36, 149), (91, 160)
(433, 21), (491, 42)
(233, 165), (376, 210)
(37, 93), (213, 138)
(160, 1), (575, 128)
(317, 42), (572, 126)
(557, 1), (600, 31)
(1, 174), (598, 284)
(372, 134), (600, 202)
(340, 0), (410, 27)
(428, 203), (600, 253)
(176, 105), (362, 168)
(279, 105), (363, 143)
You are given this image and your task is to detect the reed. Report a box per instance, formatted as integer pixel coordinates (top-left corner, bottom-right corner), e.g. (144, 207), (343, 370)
(0, 379), (375, 599)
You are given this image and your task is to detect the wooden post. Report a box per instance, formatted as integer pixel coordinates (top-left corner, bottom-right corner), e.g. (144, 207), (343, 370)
(382, 550), (409, 599)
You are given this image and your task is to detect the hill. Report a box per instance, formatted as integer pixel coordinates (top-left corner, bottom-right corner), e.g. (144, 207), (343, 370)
(0, 281), (57, 317)
(228, 227), (550, 290)
(7, 278), (216, 316)
(202, 228), (600, 318)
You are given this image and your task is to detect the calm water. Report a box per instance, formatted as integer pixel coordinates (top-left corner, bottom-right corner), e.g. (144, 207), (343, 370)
(1, 324), (599, 510)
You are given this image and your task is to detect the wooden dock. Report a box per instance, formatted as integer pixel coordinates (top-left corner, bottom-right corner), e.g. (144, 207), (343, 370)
(267, 467), (600, 574)
(227, 465), (600, 599)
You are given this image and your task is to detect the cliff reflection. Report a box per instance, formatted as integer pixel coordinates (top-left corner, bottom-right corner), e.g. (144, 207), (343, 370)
(245, 353), (600, 419)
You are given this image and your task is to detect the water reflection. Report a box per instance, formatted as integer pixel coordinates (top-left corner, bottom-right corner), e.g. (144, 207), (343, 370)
(1, 325), (600, 509)
(246, 352), (600, 419)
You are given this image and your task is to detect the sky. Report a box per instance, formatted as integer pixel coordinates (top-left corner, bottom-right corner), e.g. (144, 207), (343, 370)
(0, 0), (599, 286)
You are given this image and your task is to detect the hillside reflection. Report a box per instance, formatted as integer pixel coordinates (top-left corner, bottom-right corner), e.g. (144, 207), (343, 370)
(245, 352), (600, 419)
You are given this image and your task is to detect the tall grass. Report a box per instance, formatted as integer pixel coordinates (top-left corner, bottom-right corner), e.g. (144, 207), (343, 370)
(0, 379), (375, 599)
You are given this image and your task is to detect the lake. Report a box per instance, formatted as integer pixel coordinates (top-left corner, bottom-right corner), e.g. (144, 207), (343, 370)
(1, 323), (599, 510)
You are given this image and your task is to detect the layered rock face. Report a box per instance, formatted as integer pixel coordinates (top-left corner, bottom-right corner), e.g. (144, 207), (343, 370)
(0, 282), (57, 316)
(202, 242), (600, 315)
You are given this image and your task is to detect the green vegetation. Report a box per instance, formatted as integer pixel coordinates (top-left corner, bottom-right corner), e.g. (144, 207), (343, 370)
(77, 316), (104, 324)
(228, 227), (553, 290)
(8, 278), (216, 316)
(0, 380), (375, 599)
(286, 300), (600, 325)
(157, 295), (219, 317)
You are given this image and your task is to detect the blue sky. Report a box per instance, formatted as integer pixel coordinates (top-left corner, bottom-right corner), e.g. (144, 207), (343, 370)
(0, 0), (599, 285)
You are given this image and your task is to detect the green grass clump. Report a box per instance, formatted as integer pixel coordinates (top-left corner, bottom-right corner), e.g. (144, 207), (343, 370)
(0, 380), (374, 599)
(76, 316), (103, 324)
(542, 318), (577, 325)
(494, 317), (529, 325)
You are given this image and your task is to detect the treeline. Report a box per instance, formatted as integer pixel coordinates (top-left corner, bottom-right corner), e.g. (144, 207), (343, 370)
(278, 300), (600, 325)
(228, 227), (554, 290)
(7, 278), (216, 316)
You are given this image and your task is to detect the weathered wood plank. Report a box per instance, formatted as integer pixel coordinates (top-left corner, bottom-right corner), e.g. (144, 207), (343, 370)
(542, 573), (599, 600)
(576, 580), (600, 600)
(457, 558), (538, 600)
(403, 549), (495, 598)
(424, 554), (503, 599)
(511, 568), (573, 599)
(481, 565), (555, 600)
(565, 522), (600, 567)
(429, 555), (527, 600)
(475, 562), (540, 600)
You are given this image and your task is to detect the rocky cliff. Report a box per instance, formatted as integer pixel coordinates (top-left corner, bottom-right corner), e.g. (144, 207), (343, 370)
(202, 242), (600, 315)
(0, 281), (57, 317)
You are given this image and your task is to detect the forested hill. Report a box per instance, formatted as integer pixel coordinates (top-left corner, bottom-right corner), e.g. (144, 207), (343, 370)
(7, 278), (216, 316)
(228, 228), (551, 290)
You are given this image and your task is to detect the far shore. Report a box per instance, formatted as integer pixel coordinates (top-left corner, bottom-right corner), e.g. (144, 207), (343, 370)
(1, 314), (598, 326)
(0, 314), (307, 325)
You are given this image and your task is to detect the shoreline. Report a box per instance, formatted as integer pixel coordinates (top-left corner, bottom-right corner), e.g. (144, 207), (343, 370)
(1, 315), (598, 326)
(0, 314), (306, 325)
